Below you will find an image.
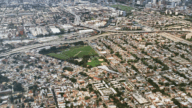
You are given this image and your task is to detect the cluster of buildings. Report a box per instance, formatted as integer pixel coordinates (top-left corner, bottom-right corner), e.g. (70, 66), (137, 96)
(131, 9), (192, 31)
(66, 4), (125, 28)
(0, 32), (192, 107)
(1, 5), (82, 39)
(0, 3), (108, 40)
(0, 0), (192, 108)
(88, 32), (192, 107)
(0, 50), (85, 107)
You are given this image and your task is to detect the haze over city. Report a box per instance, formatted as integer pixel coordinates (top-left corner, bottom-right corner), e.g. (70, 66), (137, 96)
(0, 0), (192, 108)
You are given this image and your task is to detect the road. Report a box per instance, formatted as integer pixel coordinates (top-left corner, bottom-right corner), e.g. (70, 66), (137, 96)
(0, 33), (117, 58)
(1, 29), (192, 58)
(63, 7), (80, 25)
(159, 32), (192, 45)
(1, 6), (192, 58)
(103, 30), (190, 33)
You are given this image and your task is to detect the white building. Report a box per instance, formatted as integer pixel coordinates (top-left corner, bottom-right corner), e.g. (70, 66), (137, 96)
(49, 26), (60, 34)
(79, 29), (94, 34)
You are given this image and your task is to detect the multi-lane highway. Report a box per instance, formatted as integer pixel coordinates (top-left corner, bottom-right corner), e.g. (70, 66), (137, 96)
(1, 7), (192, 58)
(0, 33), (117, 58)
(104, 30), (190, 33)
(159, 32), (192, 45)
(1, 28), (192, 58)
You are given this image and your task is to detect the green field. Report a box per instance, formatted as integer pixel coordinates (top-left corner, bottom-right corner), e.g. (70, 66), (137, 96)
(111, 4), (133, 12)
(87, 58), (104, 67)
(48, 46), (98, 60)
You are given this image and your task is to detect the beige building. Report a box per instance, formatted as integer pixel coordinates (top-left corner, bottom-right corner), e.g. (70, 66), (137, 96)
(186, 33), (192, 39)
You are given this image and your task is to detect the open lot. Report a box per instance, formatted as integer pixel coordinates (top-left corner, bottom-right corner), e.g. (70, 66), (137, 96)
(111, 4), (133, 12)
(87, 57), (104, 67)
(48, 45), (98, 60)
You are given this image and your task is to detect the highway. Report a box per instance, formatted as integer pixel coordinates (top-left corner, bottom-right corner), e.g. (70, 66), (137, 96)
(104, 30), (190, 33)
(1, 7), (191, 58)
(79, 24), (190, 34)
(63, 7), (81, 25)
(159, 32), (192, 45)
(1, 28), (192, 58)
(0, 33), (117, 58)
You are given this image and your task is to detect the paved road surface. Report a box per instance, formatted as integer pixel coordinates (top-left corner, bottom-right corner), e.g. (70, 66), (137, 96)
(159, 32), (192, 45)
(0, 33), (117, 58)
(1, 30), (192, 58)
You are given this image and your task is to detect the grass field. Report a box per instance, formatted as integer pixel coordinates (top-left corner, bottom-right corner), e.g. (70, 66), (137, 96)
(48, 46), (98, 60)
(87, 58), (104, 67)
(111, 4), (133, 12)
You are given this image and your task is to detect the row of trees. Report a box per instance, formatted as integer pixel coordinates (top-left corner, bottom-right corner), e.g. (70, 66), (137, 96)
(13, 81), (24, 92)
(63, 67), (73, 71)
(102, 42), (114, 54)
(39, 41), (85, 55)
(148, 78), (169, 96)
(68, 55), (92, 68)
(153, 58), (169, 71)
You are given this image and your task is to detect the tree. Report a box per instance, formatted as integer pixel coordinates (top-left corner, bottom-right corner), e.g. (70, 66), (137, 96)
(13, 81), (24, 92)
(10, 96), (14, 103)
(8, 33), (12, 41)
(32, 85), (38, 96)
(63, 67), (73, 71)
(70, 78), (77, 83)
(20, 35), (25, 42)
(172, 98), (181, 107)
(181, 54), (185, 58)
(79, 72), (88, 76)
(40, 103), (44, 107)
(131, 65), (138, 72)
(0, 74), (9, 83)
(60, 93), (64, 97)
(148, 78), (159, 90)
(60, 29), (65, 34)
(0, 39), (3, 45)
(50, 46), (57, 52)
(84, 96), (90, 100)
(70, 104), (73, 108)
(34, 76), (37, 80)
(80, 88), (87, 91)
(19, 65), (24, 70)
(22, 103), (25, 108)
(96, 99), (99, 106)
(165, 82), (170, 86)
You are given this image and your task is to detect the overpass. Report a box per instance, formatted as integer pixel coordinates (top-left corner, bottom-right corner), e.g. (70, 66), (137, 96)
(63, 7), (81, 25)
(80, 24), (102, 34)
(1, 8), (192, 58)
(79, 24), (190, 34)
(79, 24), (191, 34)
(1, 28), (192, 58)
